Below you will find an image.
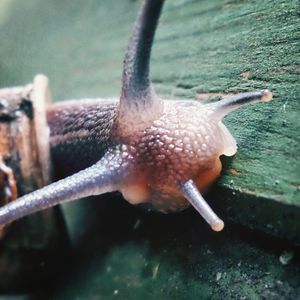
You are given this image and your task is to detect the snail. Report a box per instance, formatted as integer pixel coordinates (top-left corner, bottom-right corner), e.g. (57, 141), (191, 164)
(0, 0), (272, 232)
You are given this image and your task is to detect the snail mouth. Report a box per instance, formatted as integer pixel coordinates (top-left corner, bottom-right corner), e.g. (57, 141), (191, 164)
(139, 188), (190, 213)
(126, 159), (222, 216)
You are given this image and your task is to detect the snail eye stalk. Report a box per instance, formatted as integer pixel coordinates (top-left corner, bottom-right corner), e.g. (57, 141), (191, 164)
(208, 89), (272, 119)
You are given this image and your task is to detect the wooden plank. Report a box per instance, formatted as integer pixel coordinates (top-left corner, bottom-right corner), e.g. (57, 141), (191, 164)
(0, 0), (299, 243)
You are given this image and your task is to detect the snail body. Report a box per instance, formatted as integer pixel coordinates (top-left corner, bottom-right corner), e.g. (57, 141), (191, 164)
(49, 98), (237, 211)
(0, 0), (272, 232)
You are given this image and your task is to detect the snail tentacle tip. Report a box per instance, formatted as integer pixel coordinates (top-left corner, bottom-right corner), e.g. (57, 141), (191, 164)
(211, 219), (224, 232)
(209, 88), (273, 118)
(261, 89), (273, 102)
